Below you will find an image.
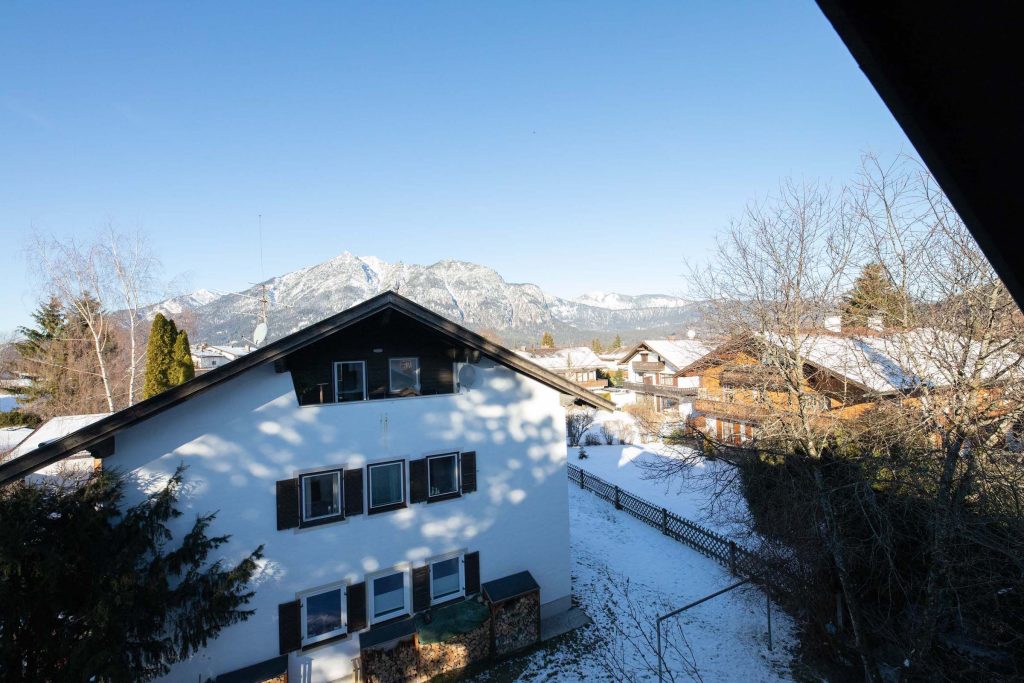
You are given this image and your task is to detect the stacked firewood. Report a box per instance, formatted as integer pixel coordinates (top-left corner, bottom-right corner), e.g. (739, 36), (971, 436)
(418, 619), (491, 678)
(360, 638), (419, 683)
(492, 593), (540, 657)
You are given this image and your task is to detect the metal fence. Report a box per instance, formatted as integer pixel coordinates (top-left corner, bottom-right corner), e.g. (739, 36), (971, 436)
(567, 463), (761, 578)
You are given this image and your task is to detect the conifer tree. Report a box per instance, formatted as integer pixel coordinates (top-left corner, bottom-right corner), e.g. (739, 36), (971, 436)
(540, 331), (555, 348)
(14, 298), (69, 406)
(143, 314), (178, 398)
(611, 334), (622, 350)
(841, 263), (906, 329)
(168, 329), (196, 386)
(590, 338), (604, 353)
(0, 466), (263, 682)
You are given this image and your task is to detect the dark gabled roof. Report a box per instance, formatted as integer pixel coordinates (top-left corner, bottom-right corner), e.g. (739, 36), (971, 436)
(0, 291), (614, 485)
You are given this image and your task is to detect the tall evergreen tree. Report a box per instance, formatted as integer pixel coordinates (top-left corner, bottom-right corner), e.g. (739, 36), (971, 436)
(590, 338), (604, 353)
(841, 263), (906, 329)
(0, 465), (263, 682)
(540, 331), (555, 348)
(611, 334), (623, 350)
(168, 329), (195, 386)
(14, 298), (69, 406)
(143, 314), (178, 399)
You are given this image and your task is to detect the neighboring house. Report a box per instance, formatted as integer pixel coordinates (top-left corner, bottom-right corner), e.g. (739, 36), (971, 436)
(3, 413), (111, 476)
(514, 347), (608, 390)
(618, 339), (711, 416)
(0, 292), (613, 683)
(682, 330), (1016, 445)
(191, 343), (257, 374)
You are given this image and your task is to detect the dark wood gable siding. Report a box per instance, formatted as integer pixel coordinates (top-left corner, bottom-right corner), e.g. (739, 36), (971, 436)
(287, 311), (467, 405)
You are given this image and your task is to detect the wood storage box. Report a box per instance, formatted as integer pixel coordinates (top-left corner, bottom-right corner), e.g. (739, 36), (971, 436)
(482, 571), (541, 657)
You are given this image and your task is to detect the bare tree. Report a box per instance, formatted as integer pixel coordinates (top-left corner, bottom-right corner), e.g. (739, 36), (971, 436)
(25, 228), (161, 413)
(565, 406), (596, 447)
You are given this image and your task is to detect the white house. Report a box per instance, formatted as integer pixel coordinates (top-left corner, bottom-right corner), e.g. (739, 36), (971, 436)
(0, 292), (613, 683)
(191, 343), (257, 374)
(618, 338), (711, 416)
(513, 346), (607, 389)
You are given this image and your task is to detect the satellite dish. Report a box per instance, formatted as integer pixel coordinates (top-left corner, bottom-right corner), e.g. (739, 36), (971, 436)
(253, 322), (268, 346)
(458, 364), (478, 389)
(686, 329), (696, 339)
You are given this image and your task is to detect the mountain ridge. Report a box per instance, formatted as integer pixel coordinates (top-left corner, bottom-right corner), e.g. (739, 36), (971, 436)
(150, 253), (700, 345)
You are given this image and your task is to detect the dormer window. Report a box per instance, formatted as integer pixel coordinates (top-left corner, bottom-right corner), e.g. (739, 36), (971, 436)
(389, 358), (420, 396)
(334, 361), (367, 402)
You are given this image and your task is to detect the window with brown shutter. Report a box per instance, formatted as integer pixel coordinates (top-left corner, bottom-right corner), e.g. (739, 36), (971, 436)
(278, 600), (302, 654)
(346, 582), (367, 632)
(460, 451), (477, 494)
(276, 479), (300, 530)
(464, 551), (480, 595)
(344, 468), (364, 517)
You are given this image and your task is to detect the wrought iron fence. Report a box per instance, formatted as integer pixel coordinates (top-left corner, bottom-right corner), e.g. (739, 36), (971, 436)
(568, 463), (761, 578)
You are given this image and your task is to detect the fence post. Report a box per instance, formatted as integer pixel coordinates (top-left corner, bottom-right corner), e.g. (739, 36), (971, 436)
(580, 469), (586, 490)
(614, 486), (621, 509)
(661, 508), (668, 535)
(729, 541), (737, 575)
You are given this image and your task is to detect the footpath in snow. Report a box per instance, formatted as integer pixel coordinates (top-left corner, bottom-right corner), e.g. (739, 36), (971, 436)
(472, 483), (795, 682)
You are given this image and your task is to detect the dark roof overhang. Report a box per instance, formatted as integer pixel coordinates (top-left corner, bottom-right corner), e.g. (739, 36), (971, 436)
(0, 291), (613, 485)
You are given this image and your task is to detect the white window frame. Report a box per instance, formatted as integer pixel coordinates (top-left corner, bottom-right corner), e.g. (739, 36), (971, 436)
(428, 552), (466, 605)
(300, 580), (347, 646)
(333, 360), (368, 403)
(368, 567), (411, 625)
(388, 357), (421, 395)
(367, 460), (406, 511)
(426, 452), (460, 499)
(300, 469), (343, 525)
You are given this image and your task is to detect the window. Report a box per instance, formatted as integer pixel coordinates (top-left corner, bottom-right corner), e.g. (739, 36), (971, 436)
(368, 461), (405, 511)
(430, 555), (464, 604)
(427, 453), (459, 499)
(301, 470), (342, 525)
(302, 585), (345, 645)
(371, 570), (408, 624)
(389, 357), (420, 395)
(334, 361), (367, 402)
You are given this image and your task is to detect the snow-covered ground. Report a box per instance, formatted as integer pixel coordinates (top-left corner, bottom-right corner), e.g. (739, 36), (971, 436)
(472, 484), (795, 682)
(573, 442), (748, 538)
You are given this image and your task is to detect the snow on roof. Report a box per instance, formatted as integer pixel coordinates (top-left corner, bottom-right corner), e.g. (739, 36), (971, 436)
(515, 347), (604, 371)
(0, 427), (32, 454)
(625, 339), (712, 372)
(10, 413), (112, 459)
(763, 329), (1022, 394)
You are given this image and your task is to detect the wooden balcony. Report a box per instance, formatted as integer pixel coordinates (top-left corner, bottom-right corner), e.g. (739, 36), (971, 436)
(632, 361), (665, 373)
(719, 366), (788, 389)
(692, 398), (769, 422)
(576, 378), (610, 389)
(623, 381), (698, 400)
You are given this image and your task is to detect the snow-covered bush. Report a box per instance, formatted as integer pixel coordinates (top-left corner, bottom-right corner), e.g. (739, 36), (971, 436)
(584, 433), (602, 447)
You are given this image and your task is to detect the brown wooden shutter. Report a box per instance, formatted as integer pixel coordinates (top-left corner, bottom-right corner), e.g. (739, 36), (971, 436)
(347, 582), (367, 632)
(460, 451), (477, 493)
(344, 468), (363, 517)
(464, 551), (480, 595)
(412, 566), (431, 612)
(276, 479), (300, 530)
(278, 600), (302, 654)
(409, 458), (427, 503)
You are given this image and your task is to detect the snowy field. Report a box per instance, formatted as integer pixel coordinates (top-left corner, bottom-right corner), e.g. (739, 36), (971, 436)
(470, 482), (795, 682)
(573, 441), (749, 538)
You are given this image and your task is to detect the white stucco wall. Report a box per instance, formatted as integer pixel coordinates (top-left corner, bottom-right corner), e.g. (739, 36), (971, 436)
(98, 357), (570, 683)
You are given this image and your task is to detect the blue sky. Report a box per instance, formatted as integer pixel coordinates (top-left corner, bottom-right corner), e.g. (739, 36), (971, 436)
(0, 1), (911, 334)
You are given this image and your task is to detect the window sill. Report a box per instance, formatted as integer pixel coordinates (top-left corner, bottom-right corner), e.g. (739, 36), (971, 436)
(298, 391), (460, 409)
(299, 514), (345, 530)
(426, 492), (462, 504)
(301, 632), (348, 652)
(368, 501), (407, 515)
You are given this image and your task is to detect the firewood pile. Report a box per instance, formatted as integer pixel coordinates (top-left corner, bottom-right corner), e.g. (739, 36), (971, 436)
(360, 638), (420, 683)
(418, 617), (491, 678)
(492, 592), (540, 657)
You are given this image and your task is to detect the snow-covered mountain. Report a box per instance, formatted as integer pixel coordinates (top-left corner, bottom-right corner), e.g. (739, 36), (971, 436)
(149, 289), (223, 317)
(574, 291), (690, 310)
(154, 253), (702, 345)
